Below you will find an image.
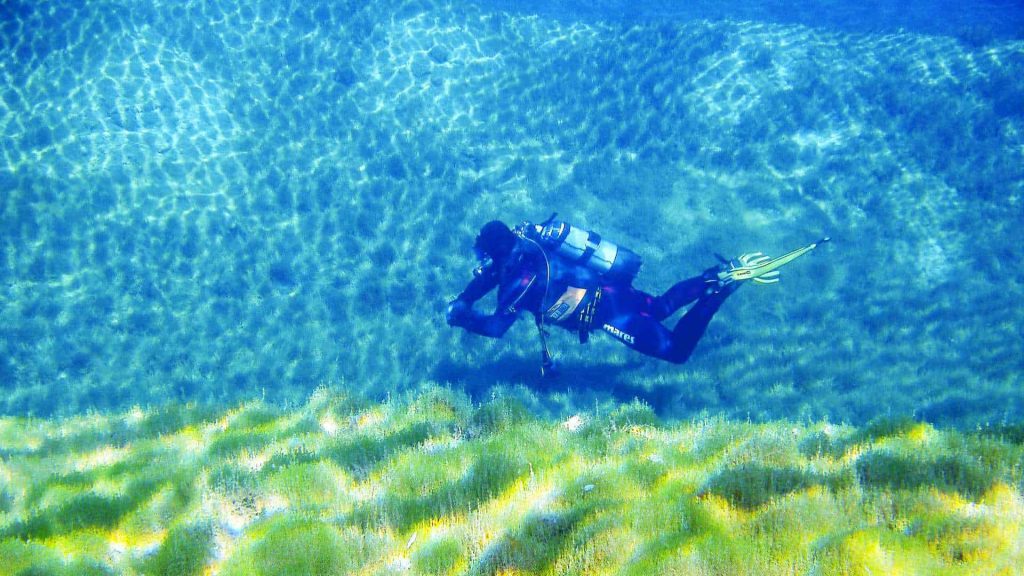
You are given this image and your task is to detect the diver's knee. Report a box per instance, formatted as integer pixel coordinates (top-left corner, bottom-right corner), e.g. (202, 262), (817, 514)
(665, 351), (691, 365)
(665, 340), (697, 364)
(659, 341), (691, 364)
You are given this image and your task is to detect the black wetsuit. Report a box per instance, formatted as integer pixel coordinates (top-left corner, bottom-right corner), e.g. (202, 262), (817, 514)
(449, 238), (734, 364)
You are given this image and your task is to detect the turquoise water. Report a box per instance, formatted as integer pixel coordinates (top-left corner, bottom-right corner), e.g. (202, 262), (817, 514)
(1, 0), (1022, 426)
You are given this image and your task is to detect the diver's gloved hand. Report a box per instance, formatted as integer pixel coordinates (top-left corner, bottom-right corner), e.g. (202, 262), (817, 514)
(445, 299), (471, 327)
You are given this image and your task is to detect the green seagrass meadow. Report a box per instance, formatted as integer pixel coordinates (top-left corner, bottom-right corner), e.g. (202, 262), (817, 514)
(1, 387), (1021, 575)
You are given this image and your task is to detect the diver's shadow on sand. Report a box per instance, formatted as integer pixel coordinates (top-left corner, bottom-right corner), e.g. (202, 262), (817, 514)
(432, 357), (675, 412)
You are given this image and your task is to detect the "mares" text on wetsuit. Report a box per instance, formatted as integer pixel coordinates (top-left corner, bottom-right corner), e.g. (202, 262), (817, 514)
(602, 323), (635, 344)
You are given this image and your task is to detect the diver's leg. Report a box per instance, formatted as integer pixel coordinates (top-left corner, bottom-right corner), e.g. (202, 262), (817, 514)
(599, 287), (734, 364)
(596, 268), (738, 363)
(596, 286), (694, 363)
(648, 276), (711, 321)
(666, 290), (732, 363)
(595, 285), (673, 359)
(599, 313), (677, 361)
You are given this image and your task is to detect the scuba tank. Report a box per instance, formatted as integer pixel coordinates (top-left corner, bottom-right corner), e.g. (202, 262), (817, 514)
(518, 215), (643, 283)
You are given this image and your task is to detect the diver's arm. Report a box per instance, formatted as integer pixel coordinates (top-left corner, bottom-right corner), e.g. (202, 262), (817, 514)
(448, 306), (517, 338)
(447, 265), (509, 335)
(445, 296), (517, 337)
(446, 266), (496, 320)
(455, 266), (499, 304)
(446, 264), (521, 337)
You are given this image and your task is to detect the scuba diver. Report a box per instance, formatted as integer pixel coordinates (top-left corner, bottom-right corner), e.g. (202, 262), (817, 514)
(446, 215), (828, 374)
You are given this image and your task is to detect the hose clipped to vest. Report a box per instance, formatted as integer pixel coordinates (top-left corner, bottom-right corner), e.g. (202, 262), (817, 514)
(535, 314), (558, 378)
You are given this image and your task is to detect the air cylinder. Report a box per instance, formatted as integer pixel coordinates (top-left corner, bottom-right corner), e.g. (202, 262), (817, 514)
(535, 221), (642, 283)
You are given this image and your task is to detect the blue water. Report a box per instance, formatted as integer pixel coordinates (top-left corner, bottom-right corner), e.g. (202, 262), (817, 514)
(1, 0), (1022, 426)
(480, 0), (1024, 41)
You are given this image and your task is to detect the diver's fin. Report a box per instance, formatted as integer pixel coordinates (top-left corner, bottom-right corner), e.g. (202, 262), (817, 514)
(723, 237), (830, 284)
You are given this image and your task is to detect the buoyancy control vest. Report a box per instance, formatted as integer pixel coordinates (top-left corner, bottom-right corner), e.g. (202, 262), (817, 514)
(516, 217), (643, 284)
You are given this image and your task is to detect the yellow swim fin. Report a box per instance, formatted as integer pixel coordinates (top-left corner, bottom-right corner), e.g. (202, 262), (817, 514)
(720, 237), (831, 285)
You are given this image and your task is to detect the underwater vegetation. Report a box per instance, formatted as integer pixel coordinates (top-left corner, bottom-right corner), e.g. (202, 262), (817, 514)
(0, 387), (1021, 575)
